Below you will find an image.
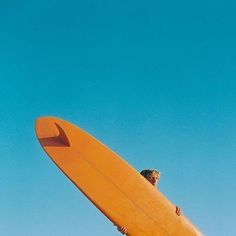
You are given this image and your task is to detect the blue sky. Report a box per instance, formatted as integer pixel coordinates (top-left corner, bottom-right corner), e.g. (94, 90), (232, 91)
(1, 0), (236, 235)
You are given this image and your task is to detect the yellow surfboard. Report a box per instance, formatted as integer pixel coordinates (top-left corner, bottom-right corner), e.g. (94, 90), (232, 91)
(35, 116), (202, 236)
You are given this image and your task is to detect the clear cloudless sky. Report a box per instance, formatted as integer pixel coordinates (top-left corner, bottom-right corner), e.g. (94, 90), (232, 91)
(1, 0), (236, 235)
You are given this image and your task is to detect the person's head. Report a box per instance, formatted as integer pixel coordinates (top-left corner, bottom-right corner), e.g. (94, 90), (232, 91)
(140, 169), (160, 187)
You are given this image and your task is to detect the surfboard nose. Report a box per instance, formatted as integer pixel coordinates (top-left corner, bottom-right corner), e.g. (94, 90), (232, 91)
(35, 117), (71, 147)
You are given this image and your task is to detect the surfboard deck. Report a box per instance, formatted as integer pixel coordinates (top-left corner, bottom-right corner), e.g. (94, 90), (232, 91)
(35, 116), (202, 236)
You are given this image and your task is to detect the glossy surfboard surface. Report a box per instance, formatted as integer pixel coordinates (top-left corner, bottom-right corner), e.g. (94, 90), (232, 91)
(35, 116), (202, 236)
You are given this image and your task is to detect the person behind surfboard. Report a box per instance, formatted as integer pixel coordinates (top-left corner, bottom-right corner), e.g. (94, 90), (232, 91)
(117, 169), (182, 235)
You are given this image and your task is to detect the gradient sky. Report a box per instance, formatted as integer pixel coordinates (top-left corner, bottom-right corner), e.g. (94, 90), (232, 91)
(1, 0), (236, 235)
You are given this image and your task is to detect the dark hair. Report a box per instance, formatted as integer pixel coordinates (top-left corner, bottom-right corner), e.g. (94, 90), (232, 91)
(140, 169), (160, 179)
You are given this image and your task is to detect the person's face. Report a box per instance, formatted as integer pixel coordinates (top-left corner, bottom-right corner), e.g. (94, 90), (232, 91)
(146, 172), (160, 187)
